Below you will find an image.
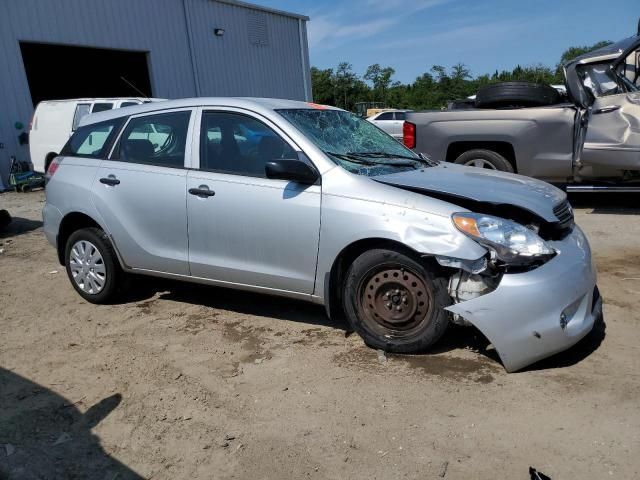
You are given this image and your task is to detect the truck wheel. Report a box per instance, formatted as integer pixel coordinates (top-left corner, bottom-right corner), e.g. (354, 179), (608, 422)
(64, 227), (121, 304)
(454, 149), (514, 172)
(475, 81), (561, 108)
(342, 249), (449, 353)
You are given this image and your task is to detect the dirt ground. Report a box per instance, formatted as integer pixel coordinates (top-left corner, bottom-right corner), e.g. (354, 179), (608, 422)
(1, 189), (639, 480)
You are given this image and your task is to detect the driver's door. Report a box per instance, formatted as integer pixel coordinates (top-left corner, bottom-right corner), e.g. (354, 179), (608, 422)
(186, 108), (321, 295)
(580, 39), (640, 175)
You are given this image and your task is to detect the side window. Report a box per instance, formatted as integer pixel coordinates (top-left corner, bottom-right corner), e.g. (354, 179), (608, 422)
(92, 103), (114, 113)
(61, 118), (124, 158)
(200, 112), (296, 177)
(72, 104), (91, 131)
(376, 112), (393, 121)
(120, 102), (139, 108)
(117, 111), (191, 168)
(394, 112), (406, 120)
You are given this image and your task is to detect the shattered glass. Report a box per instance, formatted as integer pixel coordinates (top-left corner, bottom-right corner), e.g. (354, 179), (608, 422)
(277, 109), (427, 176)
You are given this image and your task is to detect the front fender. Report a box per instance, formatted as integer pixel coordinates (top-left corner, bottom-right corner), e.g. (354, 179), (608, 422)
(314, 193), (486, 303)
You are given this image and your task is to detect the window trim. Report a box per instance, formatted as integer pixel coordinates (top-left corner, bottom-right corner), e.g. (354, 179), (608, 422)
(107, 107), (196, 170)
(195, 107), (303, 179)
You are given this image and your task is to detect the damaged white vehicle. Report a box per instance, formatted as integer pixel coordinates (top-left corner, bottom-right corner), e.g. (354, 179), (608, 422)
(43, 99), (601, 372)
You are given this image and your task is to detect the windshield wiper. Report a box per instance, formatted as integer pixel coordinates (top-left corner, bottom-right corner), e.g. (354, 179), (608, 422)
(324, 151), (378, 166)
(325, 151), (421, 169)
(350, 151), (437, 167)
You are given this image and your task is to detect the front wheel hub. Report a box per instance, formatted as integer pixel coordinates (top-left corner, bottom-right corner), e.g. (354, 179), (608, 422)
(361, 268), (430, 332)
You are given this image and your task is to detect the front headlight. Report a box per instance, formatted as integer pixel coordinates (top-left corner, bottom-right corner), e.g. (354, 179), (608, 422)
(452, 212), (555, 266)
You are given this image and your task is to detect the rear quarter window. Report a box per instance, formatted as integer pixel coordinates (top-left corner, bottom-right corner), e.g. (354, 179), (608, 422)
(61, 117), (125, 159)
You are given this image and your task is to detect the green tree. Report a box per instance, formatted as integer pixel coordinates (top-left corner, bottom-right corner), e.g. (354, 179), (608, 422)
(309, 39), (613, 112)
(310, 67), (335, 104)
(364, 64), (396, 103)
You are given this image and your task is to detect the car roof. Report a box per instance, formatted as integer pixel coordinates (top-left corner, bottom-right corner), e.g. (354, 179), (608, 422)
(39, 97), (162, 105)
(568, 35), (640, 65)
(79, 97), (342, 127)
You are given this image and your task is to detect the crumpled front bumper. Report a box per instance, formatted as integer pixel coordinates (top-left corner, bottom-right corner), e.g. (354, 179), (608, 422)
(446, 225), (601, 372)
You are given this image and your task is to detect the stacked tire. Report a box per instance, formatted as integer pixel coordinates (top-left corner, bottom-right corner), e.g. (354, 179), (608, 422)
(475, 81), (561, 108)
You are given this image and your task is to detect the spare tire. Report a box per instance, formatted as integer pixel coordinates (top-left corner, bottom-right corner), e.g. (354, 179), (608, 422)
(475, 81), (561, 108)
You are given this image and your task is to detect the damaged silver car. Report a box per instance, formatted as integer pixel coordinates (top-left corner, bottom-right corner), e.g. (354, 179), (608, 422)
(42, 98), (601, 372)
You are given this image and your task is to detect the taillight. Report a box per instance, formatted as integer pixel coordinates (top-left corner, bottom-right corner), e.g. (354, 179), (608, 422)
(46, 157), (62, 179)
(403, 121), (416, 149)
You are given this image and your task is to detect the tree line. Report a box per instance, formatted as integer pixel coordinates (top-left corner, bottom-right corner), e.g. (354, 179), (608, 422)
(311, 41), (612, 112)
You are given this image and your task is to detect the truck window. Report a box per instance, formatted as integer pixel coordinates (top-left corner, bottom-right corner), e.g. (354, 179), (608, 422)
(62, 118), (124, 158)
(72, 104), (91, 131)
(376, 112), (393, 121)
(120, 102), (138, 108)
(92, 103), (114, 113)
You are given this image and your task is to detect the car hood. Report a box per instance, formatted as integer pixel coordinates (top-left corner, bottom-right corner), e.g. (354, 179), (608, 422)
(374, 163), (566, 223)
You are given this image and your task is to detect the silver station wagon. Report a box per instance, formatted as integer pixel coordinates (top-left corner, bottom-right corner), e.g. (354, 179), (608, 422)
(43, 98), (602, 372)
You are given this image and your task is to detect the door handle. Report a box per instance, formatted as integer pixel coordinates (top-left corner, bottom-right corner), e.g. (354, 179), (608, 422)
(593, 105), (620, 114)
(189, 186), (216, 198)
(99, 176), (120, 186)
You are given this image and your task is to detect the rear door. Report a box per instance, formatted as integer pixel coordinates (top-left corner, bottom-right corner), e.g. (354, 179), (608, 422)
(91, 108), (195, 275)
(186, 108), (321, 294)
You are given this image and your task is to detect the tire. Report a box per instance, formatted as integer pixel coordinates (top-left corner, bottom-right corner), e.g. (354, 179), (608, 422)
(44, 153), (57, 174)
(454, 149), (514, 172)
(475, 81), (561, 108)
(64, 227), (121, 304)
(342, 248), (449, 353)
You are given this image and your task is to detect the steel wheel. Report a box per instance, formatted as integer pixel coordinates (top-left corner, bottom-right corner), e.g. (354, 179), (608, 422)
(69, 240), (106, 295)
(358, 266), (434, 338)
(464, 158), (497, 169)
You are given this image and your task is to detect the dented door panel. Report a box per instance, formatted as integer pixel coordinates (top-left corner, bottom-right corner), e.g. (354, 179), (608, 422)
(581, 92), (640, 173)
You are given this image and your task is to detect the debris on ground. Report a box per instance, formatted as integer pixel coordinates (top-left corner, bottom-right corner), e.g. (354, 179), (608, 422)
(376, 349), (387, 364)
(529, 466), (552, 480)
(439, 460), (449, 477)
(53, 433), (72, 445)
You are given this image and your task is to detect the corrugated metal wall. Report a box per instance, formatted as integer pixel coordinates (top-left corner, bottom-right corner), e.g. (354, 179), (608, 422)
(0, 0), (311, 186)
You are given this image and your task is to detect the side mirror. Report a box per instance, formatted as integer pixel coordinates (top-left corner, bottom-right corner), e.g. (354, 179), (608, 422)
(265, 158), (319, 185)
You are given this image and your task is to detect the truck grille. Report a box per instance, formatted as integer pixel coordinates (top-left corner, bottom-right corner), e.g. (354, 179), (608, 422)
(553, 199), (574, 229)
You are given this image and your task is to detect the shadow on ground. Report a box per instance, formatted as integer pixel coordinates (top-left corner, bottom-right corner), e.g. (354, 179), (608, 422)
(0, 217), (42, 239)
(568, 192), (640, 215)
(0, 368), (142, 479)
(117, 275), (606, 374)
(119, 275), (349, 331)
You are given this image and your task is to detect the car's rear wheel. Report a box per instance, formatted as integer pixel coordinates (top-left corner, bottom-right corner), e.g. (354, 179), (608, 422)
(342, 249), (449, 353)
(64, 227), (120, 304)
(454, 149), (514, 172)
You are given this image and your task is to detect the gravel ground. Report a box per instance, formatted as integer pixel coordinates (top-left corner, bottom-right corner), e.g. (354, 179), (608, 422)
(1, 189), (639, 480)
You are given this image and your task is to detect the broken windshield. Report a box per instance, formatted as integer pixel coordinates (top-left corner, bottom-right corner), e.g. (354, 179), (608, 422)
(277, 109), (430, 176)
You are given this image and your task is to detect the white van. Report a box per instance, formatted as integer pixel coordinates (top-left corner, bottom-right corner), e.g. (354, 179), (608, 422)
(29, 98), (163, 173)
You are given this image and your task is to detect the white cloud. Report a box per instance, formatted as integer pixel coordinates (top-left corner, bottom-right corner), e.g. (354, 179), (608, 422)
(307, 0), (451, 51)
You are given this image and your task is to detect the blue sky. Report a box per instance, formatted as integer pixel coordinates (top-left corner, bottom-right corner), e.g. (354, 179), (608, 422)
(261, 0), (638, 83)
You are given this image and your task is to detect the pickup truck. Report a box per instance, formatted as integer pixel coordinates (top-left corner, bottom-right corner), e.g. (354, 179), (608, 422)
(404, 33), (640, 191)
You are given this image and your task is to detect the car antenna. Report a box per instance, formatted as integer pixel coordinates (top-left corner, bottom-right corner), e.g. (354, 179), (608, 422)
(120, 76), (150, 101)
